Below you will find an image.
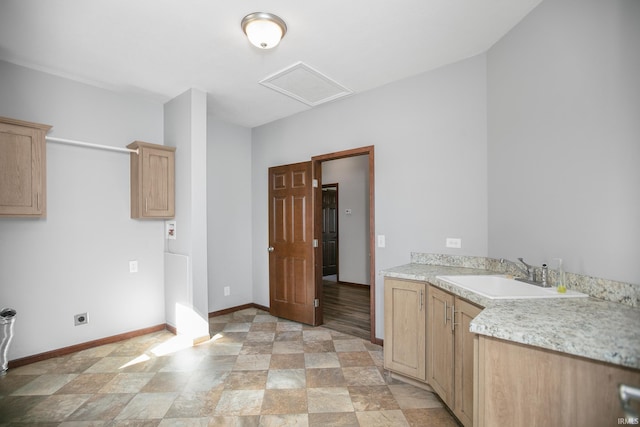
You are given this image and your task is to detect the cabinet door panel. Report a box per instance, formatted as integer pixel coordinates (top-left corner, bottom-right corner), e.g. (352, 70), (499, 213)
(0, 118), (49, 217)
(143, 148), (173, 215)
(384, 278), (426, 381)
(427, 285), (454, 405)
(454, 298), (482, 427)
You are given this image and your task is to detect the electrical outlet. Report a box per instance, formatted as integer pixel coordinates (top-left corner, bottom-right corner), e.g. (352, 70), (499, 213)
(446, 238), (462, 248)
(224, 286), (230, 296)
(74, 313), (88, 326)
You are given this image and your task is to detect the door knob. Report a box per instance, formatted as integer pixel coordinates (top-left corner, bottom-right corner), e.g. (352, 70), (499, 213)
(268, 246), (275, 252)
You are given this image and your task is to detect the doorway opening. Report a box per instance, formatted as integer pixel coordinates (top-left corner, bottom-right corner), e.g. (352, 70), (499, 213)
(313, 146), (376, 343)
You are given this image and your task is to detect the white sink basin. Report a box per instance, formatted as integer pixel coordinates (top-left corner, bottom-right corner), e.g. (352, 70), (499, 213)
(436, 275), (589, 300)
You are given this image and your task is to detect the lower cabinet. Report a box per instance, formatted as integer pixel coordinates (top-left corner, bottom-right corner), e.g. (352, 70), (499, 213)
(426, 286), (455, 403)
(427, 285), (482, 427)
(454, 298), (482, 426)
(475, 335), (640, 426)
(384, 278), (482, 427)
(384, 278), (427, 381)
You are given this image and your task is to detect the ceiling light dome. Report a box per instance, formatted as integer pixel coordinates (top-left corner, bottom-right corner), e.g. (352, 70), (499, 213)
(241, 12), (287, 49)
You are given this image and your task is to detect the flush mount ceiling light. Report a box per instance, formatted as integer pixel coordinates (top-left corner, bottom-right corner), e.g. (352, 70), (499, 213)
(241, 12), (287, 49)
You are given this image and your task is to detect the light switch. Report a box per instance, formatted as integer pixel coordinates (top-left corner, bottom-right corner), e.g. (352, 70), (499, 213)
(166, 220), (176, 240)
(129, 260), (138, 273)
(378, 235), (386, 248)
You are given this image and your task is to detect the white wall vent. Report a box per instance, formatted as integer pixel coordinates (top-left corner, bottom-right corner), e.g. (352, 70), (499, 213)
(259, 61), (353, 107)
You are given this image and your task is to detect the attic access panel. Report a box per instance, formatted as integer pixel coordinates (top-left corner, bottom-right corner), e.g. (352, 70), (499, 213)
(260, 61), (353, 107)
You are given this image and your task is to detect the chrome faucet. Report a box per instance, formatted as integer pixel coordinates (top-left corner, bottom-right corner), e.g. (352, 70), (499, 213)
(516, 257), (535, 281)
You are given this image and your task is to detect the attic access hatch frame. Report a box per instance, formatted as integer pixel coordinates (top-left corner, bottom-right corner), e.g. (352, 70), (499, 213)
(259, 61), (353, 107)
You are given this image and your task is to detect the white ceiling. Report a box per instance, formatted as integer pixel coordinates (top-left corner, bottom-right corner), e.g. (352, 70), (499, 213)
(0, 0), (542, 128)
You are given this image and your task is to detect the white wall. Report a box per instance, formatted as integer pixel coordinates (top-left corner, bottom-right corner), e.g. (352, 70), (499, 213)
(487, 0), (640, 284)
(0, 60), (165, 360)
(207, 118), (253, 311)
(164, 89), (209, 336)
(322, 156), (370, 285)
(252, 54), (488, 338)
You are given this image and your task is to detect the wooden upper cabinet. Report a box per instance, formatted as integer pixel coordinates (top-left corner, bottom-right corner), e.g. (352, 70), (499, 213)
(127, 141), (175, 219)
(0, 117), (52, 218)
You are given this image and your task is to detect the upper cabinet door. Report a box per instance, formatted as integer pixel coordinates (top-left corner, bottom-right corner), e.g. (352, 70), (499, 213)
(0, 117), (52, 218)
(127, 141), (175, 219)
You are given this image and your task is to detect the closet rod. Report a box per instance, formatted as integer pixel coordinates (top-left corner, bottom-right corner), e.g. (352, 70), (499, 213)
(46, 136), (138, 154)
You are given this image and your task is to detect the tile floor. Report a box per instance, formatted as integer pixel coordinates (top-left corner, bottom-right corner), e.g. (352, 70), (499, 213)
(0, 308), (460, 426)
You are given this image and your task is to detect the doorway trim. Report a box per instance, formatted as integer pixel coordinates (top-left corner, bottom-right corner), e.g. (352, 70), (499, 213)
(312, 145), (377, 344)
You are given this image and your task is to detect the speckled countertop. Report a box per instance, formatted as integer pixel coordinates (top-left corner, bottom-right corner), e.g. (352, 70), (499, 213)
(383, 263), (640, 370)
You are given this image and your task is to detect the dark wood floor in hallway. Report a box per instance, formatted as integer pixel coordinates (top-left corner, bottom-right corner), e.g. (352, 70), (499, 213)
(322, 279), (371, 340)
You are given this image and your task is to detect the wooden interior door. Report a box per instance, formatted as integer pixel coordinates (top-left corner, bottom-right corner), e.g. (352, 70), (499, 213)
(268, 161), (317, 325)
(321, 184), (338, 277)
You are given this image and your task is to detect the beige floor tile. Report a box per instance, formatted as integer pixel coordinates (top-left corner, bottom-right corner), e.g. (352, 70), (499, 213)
(269, 353), (305, 369)
(142, 372), (191, 392)
(333, 339), (367, 353)
(261, 389), (307, 414)
(215, 390), (264, 415)
(66, 393), (134, 421)
(246, 332), (276, 342)
(0, 395), (48, 423)
(259, 413), (308, 426)
(272, 341), (303, 354)
(355, 409), (410, 426)
(305, 368), (346, 388)
(302, 330), (333, 342)
(388, 384), (443, 409)
(304, 353), (340, 369)
(249, 322), (277, 332)
(253, 314), (278, 324)
(115, 392), (178, 420)
(84, 357), (135, 373)
(303, 340), (335, 353)
(55, 373), (118, 394)
(348, 385), (400, 411)
(240, 342), (274, 355)
(275, 322), (302, 332)
(403, 407), (460, 426)
(183, 369), (228, 392)
(207, 415), (260, 426)
(158, 417), (210, 426)
(274, 331), (303, 342)
(11, 373), (78, 395)
(98, 373), (155, 394)
(308, 412), (359, 426)
(337, 351), (375, 367)
(266, 369), (306, 389)
(19, 394), (92, 422)
(225, 370), (268, 390)
(342, 366), (386, 386)
(233, 354), (271, 371)
(307, 387), (353, 413)
(164, 390), (221, 418)
(223, 323), (252, 332)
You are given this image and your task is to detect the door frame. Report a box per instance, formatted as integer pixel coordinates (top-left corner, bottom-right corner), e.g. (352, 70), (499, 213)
(312, 145), (377, 344)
